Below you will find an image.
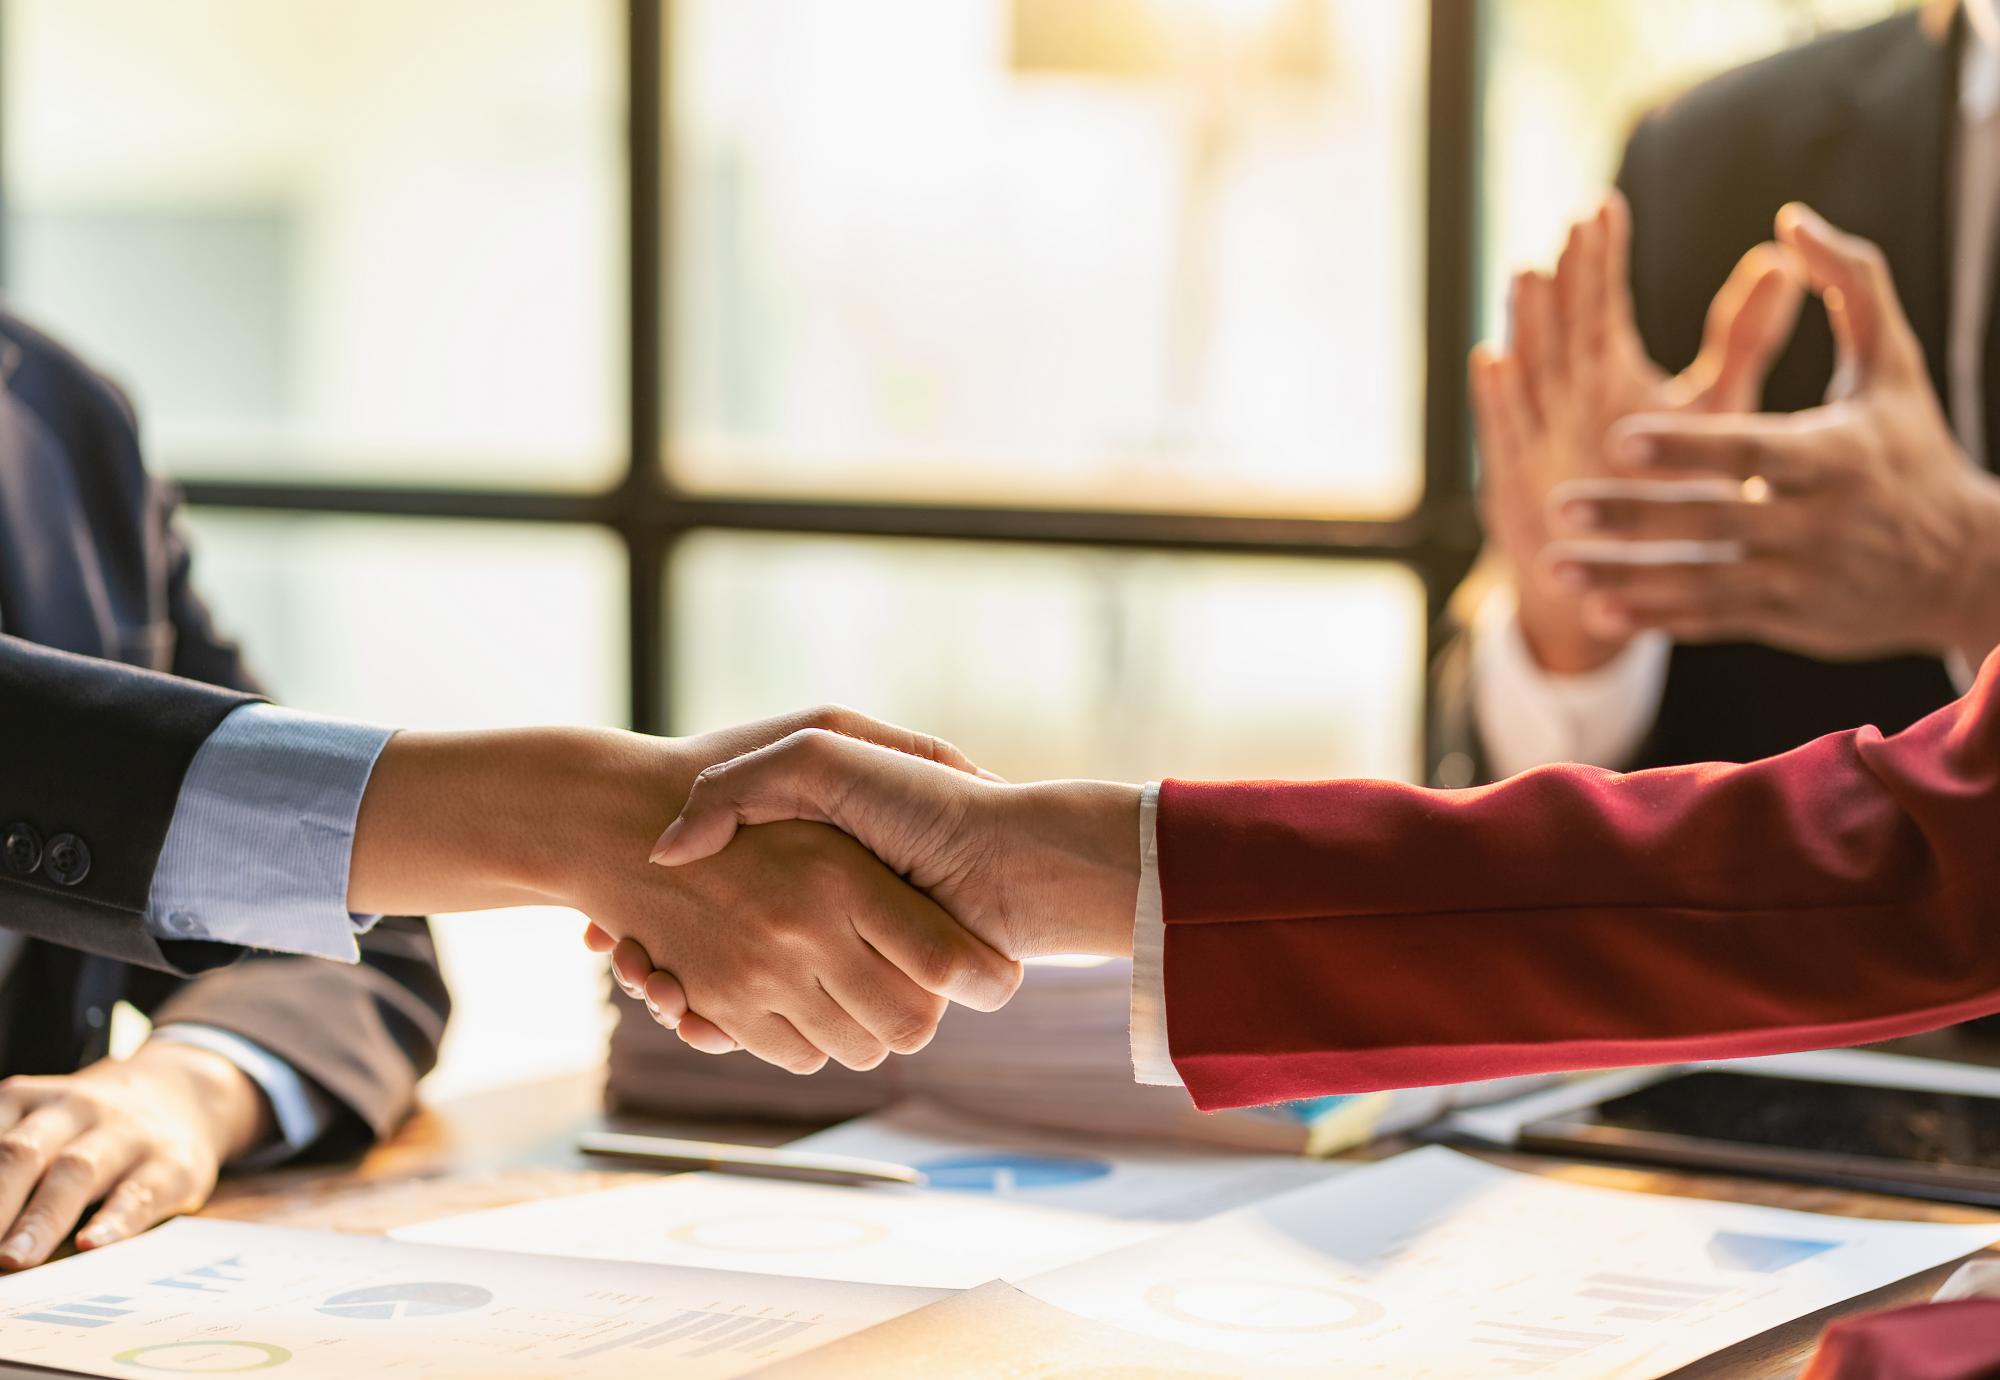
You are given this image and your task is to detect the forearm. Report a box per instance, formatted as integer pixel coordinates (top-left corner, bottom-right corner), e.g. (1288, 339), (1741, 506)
(1155, 657), (2000, 1109)
(348, 727), (687, 915)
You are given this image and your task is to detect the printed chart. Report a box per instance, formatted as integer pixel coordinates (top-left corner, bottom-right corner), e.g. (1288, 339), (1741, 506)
(397, 1171), (1155, 1289)
(791, 1100), (1341, 1219)
(1017, 1148), (2000, 1378)
(0, 1217), (945, 1379)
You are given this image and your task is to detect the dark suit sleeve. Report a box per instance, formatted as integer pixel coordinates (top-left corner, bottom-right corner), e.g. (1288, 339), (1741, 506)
(1155, 653), (2000, 1111)
(143, 479), (451, 1150)
(0, 635), (255, 973)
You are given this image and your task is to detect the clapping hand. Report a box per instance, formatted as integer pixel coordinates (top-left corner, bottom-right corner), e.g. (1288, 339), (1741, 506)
(1470, 190), (1805, 671)
(1548, 204), (2000, 666)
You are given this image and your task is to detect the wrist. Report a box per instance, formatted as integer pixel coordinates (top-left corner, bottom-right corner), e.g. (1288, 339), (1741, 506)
(128, 1041), (272, 1163)
(990, 781), (1141, 958)
(1943, 477), (2000, 667)
(352, 727), (692, 914)
(1515, 582), (1632, 675)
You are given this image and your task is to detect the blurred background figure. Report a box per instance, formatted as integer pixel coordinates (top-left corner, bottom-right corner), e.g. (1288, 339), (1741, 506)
(1440, 0), (1997, 780)
(0, 0), (1935, 1115)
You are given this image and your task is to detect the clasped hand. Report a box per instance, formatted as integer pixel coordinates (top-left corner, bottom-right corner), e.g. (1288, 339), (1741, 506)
(561, 708), (1028, 1076)
(590, 730), (1143, 1064)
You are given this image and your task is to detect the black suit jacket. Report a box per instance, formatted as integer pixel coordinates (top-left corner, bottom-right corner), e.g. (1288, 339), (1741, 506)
(0, 311), (448, 1151)
(1436, 5), (1984, 777)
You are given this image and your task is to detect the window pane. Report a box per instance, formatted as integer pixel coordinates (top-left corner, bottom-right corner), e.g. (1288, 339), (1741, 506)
(669, 0), (1428, 517)
(3, 0), (623, 487)
(670, 532), (1425, 784)
(178, 512), (628, 727)
(1482, 0), (1915, 329)
(176, 511), (630, 1099)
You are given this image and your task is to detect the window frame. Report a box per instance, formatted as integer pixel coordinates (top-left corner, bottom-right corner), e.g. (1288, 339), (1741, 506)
(13, 0), (1486, 759)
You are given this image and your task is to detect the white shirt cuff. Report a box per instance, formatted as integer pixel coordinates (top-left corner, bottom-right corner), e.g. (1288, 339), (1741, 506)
(145, 704), (395, 962)
(1128, 782), (1180, 1088)
(1470, 584), (1671, 778)
(147, 1024), (338, 1168)
(1948, 649), (1978, 696)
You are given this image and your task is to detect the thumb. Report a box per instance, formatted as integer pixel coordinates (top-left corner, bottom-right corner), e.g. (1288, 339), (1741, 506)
(1775, 202), (1924, 395)
(650, 728), (954, 874)
(649, 730), (851, 867)
(1685, 241), (1805, 412)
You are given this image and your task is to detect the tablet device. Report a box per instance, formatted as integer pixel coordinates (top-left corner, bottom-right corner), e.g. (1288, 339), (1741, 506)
(1519, 1068), (2000, 1206)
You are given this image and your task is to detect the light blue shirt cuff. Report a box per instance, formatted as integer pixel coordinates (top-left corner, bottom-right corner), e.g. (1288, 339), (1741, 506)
(147, 1024), (338, 1168)
(145, 704), (395, 962)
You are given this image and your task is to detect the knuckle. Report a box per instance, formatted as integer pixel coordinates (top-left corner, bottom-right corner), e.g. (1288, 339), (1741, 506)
(50, 1148), (98, 1183)
(910, 937), (964, 992)
(806, 703), (856, 733)
(841, 1038), (890, 1072)
(796, 727), (843, 761)
(884, 1007), (941, 1055)
(689, 760), (731, 794)
(0, 1135), (40, 1172)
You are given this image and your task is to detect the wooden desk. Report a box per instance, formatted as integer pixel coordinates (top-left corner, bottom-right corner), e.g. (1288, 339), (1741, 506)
(195, 1070), (2000, 1380)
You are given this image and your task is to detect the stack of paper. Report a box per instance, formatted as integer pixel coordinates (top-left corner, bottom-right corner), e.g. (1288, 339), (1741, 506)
(607, 955), (1556, 1153)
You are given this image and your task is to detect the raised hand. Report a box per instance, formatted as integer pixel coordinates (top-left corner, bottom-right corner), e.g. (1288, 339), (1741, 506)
(0, 1042), (271, 1270)
(594, 730), (1144, 1056)
(1550, 204), (2000, 665)
(1471, 191), (1805, 671)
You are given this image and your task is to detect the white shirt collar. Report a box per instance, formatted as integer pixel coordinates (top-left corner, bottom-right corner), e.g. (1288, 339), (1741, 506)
(1963, 0), (2000, 120)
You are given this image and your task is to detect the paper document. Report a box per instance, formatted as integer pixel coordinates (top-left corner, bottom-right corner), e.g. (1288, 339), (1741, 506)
(396, 1169), (1155, 1289)
(0, 1216), (944, 1380)
(1016, 1147), (2000, 1378)
(787, 1099), (1347, 1221)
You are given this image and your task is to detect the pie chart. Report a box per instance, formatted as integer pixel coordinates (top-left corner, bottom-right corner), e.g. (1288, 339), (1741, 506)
(914, 1153), (1114, 1194)
(315, 1282), (494, 1320)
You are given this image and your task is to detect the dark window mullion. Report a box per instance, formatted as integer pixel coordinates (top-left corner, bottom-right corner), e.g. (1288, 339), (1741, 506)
(628, 0), (669, 735)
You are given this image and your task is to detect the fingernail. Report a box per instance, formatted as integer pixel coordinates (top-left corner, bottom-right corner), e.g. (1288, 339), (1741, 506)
(647, 819), (683, 866)
(1613, 434), (1656, 467)
(3, 1232), (33, 1261)
(1561, 500), (1600, 531)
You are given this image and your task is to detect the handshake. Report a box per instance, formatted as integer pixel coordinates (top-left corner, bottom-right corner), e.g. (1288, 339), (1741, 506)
(352, 709), (1144, 1077)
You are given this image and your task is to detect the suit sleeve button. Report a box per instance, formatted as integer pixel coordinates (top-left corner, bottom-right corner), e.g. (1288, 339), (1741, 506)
(3, 824), (42, 876)
(44, 833), (90, 887)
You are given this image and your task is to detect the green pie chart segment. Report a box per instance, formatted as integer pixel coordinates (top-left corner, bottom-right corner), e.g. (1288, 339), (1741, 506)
(112, 1341), (292, 1373)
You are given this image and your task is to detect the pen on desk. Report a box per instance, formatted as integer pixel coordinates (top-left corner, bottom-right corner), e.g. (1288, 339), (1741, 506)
(576, 1131), (928, 1188)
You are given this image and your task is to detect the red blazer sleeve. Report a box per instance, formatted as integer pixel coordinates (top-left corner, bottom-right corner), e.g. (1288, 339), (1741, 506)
(1156, 652), (2000, 1111)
